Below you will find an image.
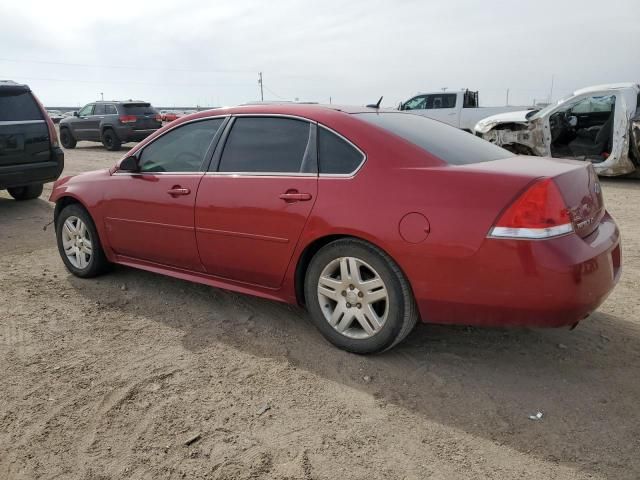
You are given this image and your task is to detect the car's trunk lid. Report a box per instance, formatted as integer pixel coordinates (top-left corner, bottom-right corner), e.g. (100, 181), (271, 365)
(0, 87), (50, 167)
(122, 103), (161, 130)
(459, 156), (605, 238)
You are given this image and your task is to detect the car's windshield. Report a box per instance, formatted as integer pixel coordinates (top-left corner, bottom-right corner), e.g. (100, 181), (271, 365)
(529, 93), (575, 120)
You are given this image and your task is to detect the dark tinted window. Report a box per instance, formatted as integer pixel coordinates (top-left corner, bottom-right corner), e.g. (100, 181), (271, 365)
(424, 93), (457, 109)
(93, 104), (106, 115)
(0, 91), (43, 121)
(356, 112), (512, 165)
(123, 103), (157, 115)
(318, 127), (363, 174)
(105, 104), (118, 115)
(139, 118), (224, 173)
(219, 117), (312, 173)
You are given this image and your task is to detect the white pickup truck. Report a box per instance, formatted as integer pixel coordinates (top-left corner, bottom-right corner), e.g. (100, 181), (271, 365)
(398, 90), (531, 132)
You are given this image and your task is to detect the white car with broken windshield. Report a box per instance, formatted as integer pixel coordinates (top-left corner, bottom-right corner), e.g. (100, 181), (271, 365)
(474, 83), (640, 177)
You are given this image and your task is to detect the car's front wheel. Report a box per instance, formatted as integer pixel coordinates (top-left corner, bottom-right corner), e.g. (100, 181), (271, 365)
(304, 238), (418, 354)
(7, 184), (43, 200)
(55, 203), (110, 278)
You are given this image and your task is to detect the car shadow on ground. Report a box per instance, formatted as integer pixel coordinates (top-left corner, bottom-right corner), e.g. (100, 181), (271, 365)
(68, 264), (640, 478)
(0, 196), (55, 254)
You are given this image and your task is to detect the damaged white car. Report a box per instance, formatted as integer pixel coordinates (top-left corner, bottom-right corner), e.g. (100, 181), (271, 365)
(474, 83), (640, 176)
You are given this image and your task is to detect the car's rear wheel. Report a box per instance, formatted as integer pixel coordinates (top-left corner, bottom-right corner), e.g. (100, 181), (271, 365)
(60, 128), (76, 149)
(7, 183), (43, 201)
(304, 238), (418, 354)
(56, 204), (110, 278)
(102, 129), (122, 151)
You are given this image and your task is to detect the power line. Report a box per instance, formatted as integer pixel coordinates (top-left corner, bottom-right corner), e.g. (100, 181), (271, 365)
(0, 57), (256, 74)
(7, 74), (254, 89)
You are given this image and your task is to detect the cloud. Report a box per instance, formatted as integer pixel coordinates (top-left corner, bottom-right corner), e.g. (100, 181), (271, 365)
(1, 0), (639, 107)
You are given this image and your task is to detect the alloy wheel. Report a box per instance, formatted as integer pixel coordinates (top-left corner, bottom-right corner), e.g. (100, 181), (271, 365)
(317, 256), (389, 339)
(61, 216), (93, 269)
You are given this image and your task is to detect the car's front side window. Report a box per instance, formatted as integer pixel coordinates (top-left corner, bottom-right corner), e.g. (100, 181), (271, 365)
(217, 117), (315, 174)
(78, 104), (94, 117)
(138, 118), (225, 173)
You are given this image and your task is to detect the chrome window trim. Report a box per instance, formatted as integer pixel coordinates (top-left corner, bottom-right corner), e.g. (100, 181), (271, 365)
(316, 124), (367, 178)
(121, 115), (229, 175)
(214, 114), (318, 177)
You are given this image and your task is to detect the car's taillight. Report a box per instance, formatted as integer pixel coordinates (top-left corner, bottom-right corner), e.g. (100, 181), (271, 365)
(119, 115), (137, 123)
(32, 93), (59, 148)
(488, 178), (574, 239)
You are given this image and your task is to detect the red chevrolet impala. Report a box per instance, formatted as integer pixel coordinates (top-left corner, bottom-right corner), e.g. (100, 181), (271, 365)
(50, 104), (621, 353)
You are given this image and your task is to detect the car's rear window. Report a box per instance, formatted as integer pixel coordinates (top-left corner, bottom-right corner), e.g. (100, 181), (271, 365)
(122, 103), (157, 115)
(0, 90), (43, 121)
(355, 112), (512, 165)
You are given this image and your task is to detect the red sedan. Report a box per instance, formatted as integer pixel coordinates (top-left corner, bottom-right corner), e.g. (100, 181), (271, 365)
(50, 104), (621, 353)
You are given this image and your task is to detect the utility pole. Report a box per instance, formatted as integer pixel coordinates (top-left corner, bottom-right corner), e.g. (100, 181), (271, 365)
(549, 74), (555, 103)
(99, 92), (104, 101)
(258, 72), (264, 101)
(506, 88), (509, 106)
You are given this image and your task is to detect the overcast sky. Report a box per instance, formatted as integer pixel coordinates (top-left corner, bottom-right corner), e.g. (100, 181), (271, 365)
(1, 0), (638, 108)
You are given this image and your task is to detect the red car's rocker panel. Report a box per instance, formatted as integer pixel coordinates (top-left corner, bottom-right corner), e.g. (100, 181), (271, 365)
(50, 103), (621, 353)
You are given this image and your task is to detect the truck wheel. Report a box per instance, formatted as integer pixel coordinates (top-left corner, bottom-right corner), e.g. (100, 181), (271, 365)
(7, 184), (44, 201)
(60, 128), (77, 149)
(102, 129), (122, 151)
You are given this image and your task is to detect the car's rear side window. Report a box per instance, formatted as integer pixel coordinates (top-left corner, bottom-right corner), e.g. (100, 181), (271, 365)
(218, 117), (314, 173)
(105, 104), (118, 115)
(355, 112), (512, 165)
(0, 91), (43, 121)
(139, 118), (224, 173)
(318, 127), (364, 174)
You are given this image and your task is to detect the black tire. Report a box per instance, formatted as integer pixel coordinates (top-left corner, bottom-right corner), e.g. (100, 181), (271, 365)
(102, 129), (122, 151)
(7, 184), (43, 201)
(60, 128), (77, 149)
(304, 238), (418, 354)
(55, 203), (110, 278)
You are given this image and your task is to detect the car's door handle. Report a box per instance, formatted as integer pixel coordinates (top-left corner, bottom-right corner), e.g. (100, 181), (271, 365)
(167, 186), (191, 196)
(279, 190), (312, 202)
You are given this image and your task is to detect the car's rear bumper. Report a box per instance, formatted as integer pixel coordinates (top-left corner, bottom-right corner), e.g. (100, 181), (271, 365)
(413, 212), (621, 328)
(0, 147), (64, 189)
(114, 126), (160, 143)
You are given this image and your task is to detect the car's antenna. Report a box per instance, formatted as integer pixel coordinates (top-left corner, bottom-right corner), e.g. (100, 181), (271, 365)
(366, 96), (383, 109)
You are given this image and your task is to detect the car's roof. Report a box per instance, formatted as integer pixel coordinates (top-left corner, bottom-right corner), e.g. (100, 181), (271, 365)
(0, 80), (29, 91)
(196, 103), (380, 118)
(90, 100), (151, 104)
(573, 83), (640, 96)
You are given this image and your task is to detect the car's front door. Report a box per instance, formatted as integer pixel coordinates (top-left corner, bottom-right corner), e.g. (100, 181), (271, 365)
(102, 118), (226, 270)
(72, 103), (95, 140)
(195, 116), (318, 288)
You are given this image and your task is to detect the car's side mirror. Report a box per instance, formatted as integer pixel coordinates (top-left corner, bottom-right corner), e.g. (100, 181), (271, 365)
(73, 111), (79, 117)
(118, 155), (139, 173)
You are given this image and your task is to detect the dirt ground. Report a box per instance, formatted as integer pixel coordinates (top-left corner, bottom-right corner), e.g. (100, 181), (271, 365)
(1, 138), (639, 480)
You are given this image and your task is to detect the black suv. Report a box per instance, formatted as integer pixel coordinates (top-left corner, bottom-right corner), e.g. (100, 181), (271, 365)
(0, 81), (64, 200)
(59, 101), (162, 151)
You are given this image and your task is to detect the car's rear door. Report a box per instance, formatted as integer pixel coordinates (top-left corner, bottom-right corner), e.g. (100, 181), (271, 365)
(195, 116), (318, 288)
(0, 85), (49, 171)
(102, 118), (226, 270)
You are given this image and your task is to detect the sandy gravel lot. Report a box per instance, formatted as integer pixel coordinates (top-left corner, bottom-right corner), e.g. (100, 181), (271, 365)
(1, 139), (639, 479)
